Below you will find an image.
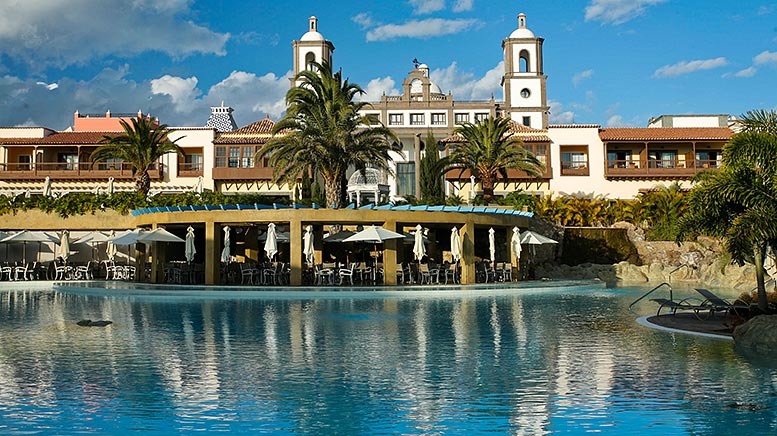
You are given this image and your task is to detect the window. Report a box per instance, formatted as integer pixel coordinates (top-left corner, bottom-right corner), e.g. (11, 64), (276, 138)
(228, 147), (240, 168)
(17, 155), (31, 171)
(520, 88), (531, 98)
(695, 150), (720, 168)
(519, 50), (530, 73)
(215, 146), (226, 168)
(410, 113), (425, 126)
(648, 150), (678, 168)
(99, 157), (122, 171)
(475, 113), (489, 123)
(560, 146), (589, 176)
(184, 153), (203, 171)
(454, 113), (469, 124)
(57, 153), (78, 171)
(389, 114), (403, 126)
(396, 162), (416, 197)
(431, 113), (446, 126)
(305, 52), (316, 71)
(241, 146), (254, 168)
(522, 116), (531, 127)
(523, 144), (547, 167)
(607, 150), (633, 168)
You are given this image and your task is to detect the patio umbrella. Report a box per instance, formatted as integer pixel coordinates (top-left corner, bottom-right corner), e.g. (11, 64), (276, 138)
(488, 228), (497, 264)
(58, 230), (71, 263)
(106, 230), (118, 261)
(450, 227), (462, 262)
(193, 176), (204, 194)
(43, 176), (52, 197)
(520, 230), (558, 258)
(510, 227), (522, 263)
(109, 229), (144, 265)
(185, 226), (196, 263)
(221, 226), (231, 263)
(0, 230), (59, 263)
(322, 230), (356, 243)
(344, 225), (404, 277)
(264, 223), (278, 261)
(138, 228), (185, 243)
(303, 225), (315, 265)
(413, 224), (426, 262)
(107, 177), (115, 196)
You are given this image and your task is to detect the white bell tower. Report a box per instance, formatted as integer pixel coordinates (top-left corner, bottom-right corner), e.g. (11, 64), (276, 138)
(291, 16), (335, 87)
(501, 13), (549, 129)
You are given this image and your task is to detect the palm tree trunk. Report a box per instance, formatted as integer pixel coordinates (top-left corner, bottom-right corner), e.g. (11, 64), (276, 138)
(481, 176), (495, 204)
(324, 176), (342, 209)
(135, 170), (151, 197)
(755, 244), (769, 311)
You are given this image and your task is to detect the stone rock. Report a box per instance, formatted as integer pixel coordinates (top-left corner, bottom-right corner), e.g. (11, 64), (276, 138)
(612, 221), (645, 242)
(76, 319), (113, 327)
(733, 315), (777, 356)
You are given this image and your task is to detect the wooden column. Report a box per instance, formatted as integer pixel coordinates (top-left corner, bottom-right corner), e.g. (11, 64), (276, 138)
(204, 221), (220, 285)
(461, 219), (476, 284)
(290, 219), (303, 286)
(383, 220), (398, 285)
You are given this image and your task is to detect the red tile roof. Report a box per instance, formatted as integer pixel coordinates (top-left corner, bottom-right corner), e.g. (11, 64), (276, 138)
(441, 121), (550, 143)
(232, 117), (275, 134)
(0, 131), (112, 145)
(214, 117), (277, 144)
(599, 127), (734, 141)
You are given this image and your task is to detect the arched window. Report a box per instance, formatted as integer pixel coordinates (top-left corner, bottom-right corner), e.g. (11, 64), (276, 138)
(305, 52), (316, 71)
(519, 50), (530, 73)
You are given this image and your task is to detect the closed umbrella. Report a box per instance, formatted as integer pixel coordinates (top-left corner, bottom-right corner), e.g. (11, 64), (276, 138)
(488, 227), (496, 264)
(43, 176), (52, 197)
(58, 230), (71, 263)
(107, 177), (115, 196)
(303, 225), (314, 266)
(193, 176), (204, 194)
(264, 223), (278, 261)
(185, 226), (196, 263)
(450, 227), (462, 262)
(221, 226), (231, 263)
(106, 230), (118, 261)
(510, 227), (522, 263)
(413, 224), (426, 262)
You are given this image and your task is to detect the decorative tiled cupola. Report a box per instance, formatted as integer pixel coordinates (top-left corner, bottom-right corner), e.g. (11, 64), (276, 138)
(206, 102), (238, 132)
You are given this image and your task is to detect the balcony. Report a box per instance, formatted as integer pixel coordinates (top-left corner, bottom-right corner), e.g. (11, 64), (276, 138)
(177, 162), (204, 178)
(0, 162), (162, 180)
(605, 159), (720, 179)
(560, 162), (589, 176)
(212, 166), (275, 180)
(445, 164), (553, 181)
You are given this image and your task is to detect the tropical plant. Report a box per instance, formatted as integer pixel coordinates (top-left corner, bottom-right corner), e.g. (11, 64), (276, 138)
(257, 61), (399, 209)
(90, 116), (183, 197)
(438, 117), (544, 204)
(738, 109), (777, 135)
(420, 130), (444, 201)
(678, 127), (777, 311)
(638, 183), (687, 240)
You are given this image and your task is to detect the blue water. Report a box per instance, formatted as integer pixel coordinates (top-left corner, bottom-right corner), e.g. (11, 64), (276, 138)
(0, 283), (775, 435)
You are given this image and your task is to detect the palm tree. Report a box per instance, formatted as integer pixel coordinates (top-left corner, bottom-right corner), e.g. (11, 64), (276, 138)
(257, 61), (398, 209)
(738, 109), (777, 135)
(678, 130), (777, 311)
(439, 117), (544, 204)
(91, 116), (183, 197)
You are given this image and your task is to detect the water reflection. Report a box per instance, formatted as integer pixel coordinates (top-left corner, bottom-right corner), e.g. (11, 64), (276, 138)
(0, 287), (775, 434)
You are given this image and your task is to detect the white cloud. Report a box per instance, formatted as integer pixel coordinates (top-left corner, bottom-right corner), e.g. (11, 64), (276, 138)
(150, 76), (201, 111)
(652, 57), (728, 78)
(358, 77), (400, 102)
(731, 67), (758, 78)
(366, 18), (480, 42)
(0, 0), (229, 68)
(453, 0), (474, 12)
(548, 100), (575, 124)
(585, 0), (668, 25)
(606, 115), (625, 126)
(431, 61), (503, 100)
(352, 13), (375, 28)
(409, 0), (445, 14)
(572, 69), (594, 87)
(754, 50), (777, 65)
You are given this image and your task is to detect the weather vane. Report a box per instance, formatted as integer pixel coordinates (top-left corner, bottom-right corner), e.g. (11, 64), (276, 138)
(412, 58), (420, 68)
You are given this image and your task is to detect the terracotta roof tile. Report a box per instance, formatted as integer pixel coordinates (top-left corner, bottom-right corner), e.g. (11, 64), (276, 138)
(599, 127), (734, 141)
(441, 120), (550, 143)
(214, 117), (278, 144)
(0, 131), (112, 145)
(233, 117), (275, 134)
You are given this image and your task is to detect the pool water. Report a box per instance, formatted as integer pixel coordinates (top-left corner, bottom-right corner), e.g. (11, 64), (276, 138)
(0, 283), (775, 435)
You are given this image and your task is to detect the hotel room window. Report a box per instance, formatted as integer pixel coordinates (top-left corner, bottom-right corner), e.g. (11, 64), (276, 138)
(215, 147), (226, 167)
(454, 113), (469, 124)
(431, 113), (446, 126)
(389, 114), (403, 126)
(522, 116), (531, 127)
(475, 113), (489, 123)
(241, 146), (254, 168)
(560, 145), (589, 176)
(396, 162), (416, 197)
(410, 114), (425, 126)
(228, 147), (240, 168)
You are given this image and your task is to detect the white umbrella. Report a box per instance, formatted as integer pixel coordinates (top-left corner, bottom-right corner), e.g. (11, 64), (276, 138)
(193, 175), (204, 194)
(488, 227), (496, 264)
(264, 223), (278, 261)
(109, 229), (144, 265)
(303, 225), (315, 266)
(450, 227), (462, 262)
(1, 230), (59, 263)
(107, 177), (115, 196)
(185, 226), (196, 263)
(343, 226), (405, 244)
(519, 230), (558, 246)
(58, 230), (71, 262)
(75, 231), (111, 244)
(221, 226), (231, 263)
(413, 224), (426, 262)
(106, 230), (118, 261)
(138, 228), (184, 243)
(510, 227), (522, 263)
(43, 176), (52, 197)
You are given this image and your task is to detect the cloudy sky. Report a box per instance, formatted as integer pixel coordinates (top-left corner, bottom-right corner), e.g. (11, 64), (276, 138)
(1, 0), (775, 130)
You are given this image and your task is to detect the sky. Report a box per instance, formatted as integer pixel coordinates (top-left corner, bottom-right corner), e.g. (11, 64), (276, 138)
(0, 0), (776, 130)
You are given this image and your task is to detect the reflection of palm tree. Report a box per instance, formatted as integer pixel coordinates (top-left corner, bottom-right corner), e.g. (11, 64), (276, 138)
(679, 111), (777, 311)
(91, 116), (183, 197)
(439, 117), (544, 204)
(257, 61), (398, 209)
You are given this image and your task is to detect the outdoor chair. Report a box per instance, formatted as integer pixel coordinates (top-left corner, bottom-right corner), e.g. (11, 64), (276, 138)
(240, 263), (257, 285)
(397, 263), (412, 284)
(315, 263), (334, 285)
(501, 263), (513, 282)
(339, 263), (357, 285)
(444, 262), (459, 284)
(75, 261), (94, 280)
(0, 264), (12, 281)
(263, 262), (282, 285)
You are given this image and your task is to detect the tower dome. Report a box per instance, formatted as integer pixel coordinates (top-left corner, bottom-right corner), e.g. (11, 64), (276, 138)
(508, 13), (535, 38)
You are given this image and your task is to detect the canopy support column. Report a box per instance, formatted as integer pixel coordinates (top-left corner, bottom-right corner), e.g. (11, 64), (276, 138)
(290, 219), (303, 286)
(204, 221), (220, 285)
(383, 220), (398, 285)
(461, 219), (476, 284)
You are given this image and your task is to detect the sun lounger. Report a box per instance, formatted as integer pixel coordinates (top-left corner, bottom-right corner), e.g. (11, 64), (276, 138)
(650, 298), (709, 317)
(694, 288), (751, 316)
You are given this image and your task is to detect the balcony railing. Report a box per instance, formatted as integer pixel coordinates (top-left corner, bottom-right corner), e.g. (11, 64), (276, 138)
(605, 159), (720, 178)
(560, 162), (589, 176)
(177, 162), (204, 178)
(0, 162), (162, 180)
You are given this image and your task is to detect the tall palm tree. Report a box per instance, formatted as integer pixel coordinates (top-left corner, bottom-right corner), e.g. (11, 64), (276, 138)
(258, 61), (398, 209)
(738, 109), (777, 135)
(90, 116), (183, 197)
(439, 117), (544, 204)
(678, 130), (777, 311)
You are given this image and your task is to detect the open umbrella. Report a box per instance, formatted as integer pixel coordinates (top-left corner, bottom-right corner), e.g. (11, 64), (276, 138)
(519, 230), (558, 267)
(221, 226), (231, 264)
(43, 176), (52, 197)
(185, 226), (196, 263)
(0, 230), (59, 263)
(258, 230), (290, 242)
(138, 228), (184, 243)
(109, 229), (144, 265)
(344, 225), (404, 280)
(413, 224), (426, 262)
(322, 230), (356, 243)
(450, 227), (462, 262)
(58, 230), (71, 263)
(488, 227), (496, 264)
(264, 223), (278, 261)
(303, 225), (314, 266)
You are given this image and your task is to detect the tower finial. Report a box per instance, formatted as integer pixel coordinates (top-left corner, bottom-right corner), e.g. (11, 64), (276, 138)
(518, 13), (527, 29)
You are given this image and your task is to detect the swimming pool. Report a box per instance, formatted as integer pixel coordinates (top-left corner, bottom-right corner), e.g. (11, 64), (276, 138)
(0, 282), (774, 435)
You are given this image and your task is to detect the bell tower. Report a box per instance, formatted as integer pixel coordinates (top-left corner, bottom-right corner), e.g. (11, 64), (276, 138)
(501, 13), (549, 129)
(291, 16), (335, 87)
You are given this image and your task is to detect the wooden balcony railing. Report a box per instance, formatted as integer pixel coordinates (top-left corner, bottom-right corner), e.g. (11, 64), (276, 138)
(0, 162), (163, 180)
(605, 159), (720, 178)
(177, 162), (204, 178)
(560, 162), (589, 176)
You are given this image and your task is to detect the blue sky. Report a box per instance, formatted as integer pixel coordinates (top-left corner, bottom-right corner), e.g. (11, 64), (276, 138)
(0, 0), (775, 130)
